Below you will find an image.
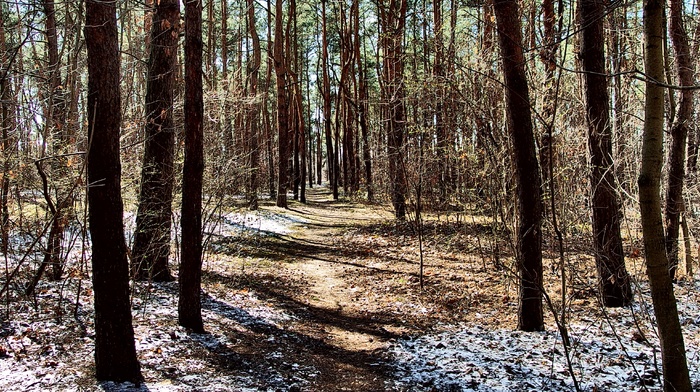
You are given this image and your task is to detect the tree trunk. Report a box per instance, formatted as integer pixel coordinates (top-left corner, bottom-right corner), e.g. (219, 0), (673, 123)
(84, 0), (142, 381)
(493, 0), (544, 331)
(638, 0), (692, 389)
(0, 9), (15, 255)
(579, 0), (632, 306)
(131, 0), (180, 282)
(665, 0), (694, 281)
(379, 0), (408, 220)
(274, 0), (290, 208)
(265, 0), (276, 200)
(42, 0), (71, 281)
(353, 0), (372, 201)
(321, 0), (336, 198)
(247, 0), (261, 210)
(178, 0), (205, 333)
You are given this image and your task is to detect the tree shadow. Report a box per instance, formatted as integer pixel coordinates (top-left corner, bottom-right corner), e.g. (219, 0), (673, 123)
(191, 290), (396, 391)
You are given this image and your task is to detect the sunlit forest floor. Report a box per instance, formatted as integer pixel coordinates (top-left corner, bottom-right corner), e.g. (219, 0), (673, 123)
(1, 186), (699, 391)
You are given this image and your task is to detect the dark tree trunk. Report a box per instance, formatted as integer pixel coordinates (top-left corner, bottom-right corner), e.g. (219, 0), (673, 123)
(493, 0), (544, 331)
(579, 0), (632, 306)
(434, 0), (448, 206)
(639, 0), (692, 389)
(131, 0), (180, 282)
(274, 0), (290, 208)
(84, 0), (142, 381)
(0, 9), (13, 255)
(178, 0), (205, 333)
(247, 0), (261, 210)
(665, 0), (694, 281)
(353, 0), (372, 201)
(379, 0), (408, 220)
(321, 0), (337, 198)
(43, 0), (71, 281)
(265, 0), (276, 200)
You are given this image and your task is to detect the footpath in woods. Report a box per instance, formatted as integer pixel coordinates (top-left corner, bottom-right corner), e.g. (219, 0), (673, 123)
(1, 185), (699, 391)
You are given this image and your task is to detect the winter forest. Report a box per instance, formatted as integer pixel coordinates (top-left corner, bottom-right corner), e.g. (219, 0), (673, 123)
(0, 0), (699, 390)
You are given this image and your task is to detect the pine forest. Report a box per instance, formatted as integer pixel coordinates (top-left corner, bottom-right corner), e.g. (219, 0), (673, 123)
(0, 0), (699, 390)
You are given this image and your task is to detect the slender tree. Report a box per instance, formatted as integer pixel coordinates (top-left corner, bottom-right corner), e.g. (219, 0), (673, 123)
(321, 0), (337, 198)
(665, 0), (694, 281)
(493, 0), (544, 331)
(353, 0), (372, 201)
(638, 0), (692, 389)
(84, 0), (142, 381)
(579, 0), (632, 306)
(40, 0), (72, 281)
(178, 0), (205, 333)
(131, 0), (180, 281)
(0, 5), (15, 254)
(247, 0), (261, 210)
(274, 0), (290, 208)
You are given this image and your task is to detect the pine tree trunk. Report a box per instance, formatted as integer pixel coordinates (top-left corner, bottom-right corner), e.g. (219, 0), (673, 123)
(85, 0), (142, 381)
(493, 0), (544, 331)
(274, 0), (290, 208)
(0, 10), (15, 255)
(247, 0), (261, 210)
(178, 0), (205, 333)
(579, 0), (632, 306)
(379, 0), (408, 220)
(131, 0), (180, 282)
(321, 0), (336, 198)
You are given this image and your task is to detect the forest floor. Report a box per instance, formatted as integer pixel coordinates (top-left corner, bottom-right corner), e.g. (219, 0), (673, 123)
(1, 186), (699, 391)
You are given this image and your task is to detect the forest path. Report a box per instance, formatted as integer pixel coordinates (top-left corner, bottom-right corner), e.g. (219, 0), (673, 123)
(204, 186), (423, 391)
(280, 187), (396, 350)
(202, 184), (517, 391)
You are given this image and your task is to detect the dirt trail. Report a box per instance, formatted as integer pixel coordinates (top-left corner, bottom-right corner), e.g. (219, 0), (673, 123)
(204, 186), (500, 391)
(204, 187), (419, 391)
(276, 188), (395, 349)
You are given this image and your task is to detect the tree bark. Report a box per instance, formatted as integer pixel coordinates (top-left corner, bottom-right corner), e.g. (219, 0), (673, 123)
(639, 0), (692, 389)
(665, 0), (694, 281)
(579, 0), (632, 306)
(274, 0), (290, 208)
(353, 0), (372, 201)
(84, 0), (142, 381)
(247, 0), (261, 210)
(0, 9), (13, 255)
(321, 0), (336, 198)
(379, 0), (408, 220)
(493, 0), (544, 331)
(178, 0), (205, 333)
(131, 0), (180, 282)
